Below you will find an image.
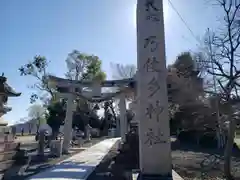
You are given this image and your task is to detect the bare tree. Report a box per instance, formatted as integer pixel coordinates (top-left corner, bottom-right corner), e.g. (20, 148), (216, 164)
(65, 50), (90, 80)
(28, 104), (46, 132)
(65, 50), (106, 81)
(168, 52), (205, 105)
(18, 117), (27, 124)
(203, 0), (240, 178)
(27, 122), (32, 134)
(110, 63), (137, 79)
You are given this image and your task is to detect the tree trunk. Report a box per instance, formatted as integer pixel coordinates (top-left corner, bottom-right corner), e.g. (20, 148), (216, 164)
(196, 132), (200, 146)
(224, 114), (236, 180)
(36, 118), (40, 132)
(28, 123), (31, 135)
(38, 131), (45, 157)
(84, 125), (91, 141)
(51, 130), (58, 140)
(109, 103), (117, 122)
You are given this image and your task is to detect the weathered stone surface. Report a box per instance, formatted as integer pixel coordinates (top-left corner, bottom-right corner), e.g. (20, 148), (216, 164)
(0, 151), (16, 162)
(0, 142), (18, 152)
(50, 140), (63, 157)
(137, 0), (172, 175)
(132, 170), (184, 180)
(0, 160), (14, 171)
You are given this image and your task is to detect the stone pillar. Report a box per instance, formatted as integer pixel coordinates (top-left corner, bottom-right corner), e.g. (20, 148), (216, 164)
(38, 130), (45, 157)
(116, 118), (120, 137)
(85, 124), (91, 142)
(129, 100), (137, 124)
(119, 93), (127, 142)
(62, 93), (74, 154)
(137, 0), (172, 178)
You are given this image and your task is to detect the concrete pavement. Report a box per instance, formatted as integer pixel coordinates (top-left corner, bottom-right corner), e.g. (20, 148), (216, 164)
(235, 138), (240, 147)
(27, 138), (120, 180)
(15, 136), (35, 143)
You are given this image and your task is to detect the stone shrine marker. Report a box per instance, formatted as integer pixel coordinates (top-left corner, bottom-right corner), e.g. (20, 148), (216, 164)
(137, 0), (172, 178)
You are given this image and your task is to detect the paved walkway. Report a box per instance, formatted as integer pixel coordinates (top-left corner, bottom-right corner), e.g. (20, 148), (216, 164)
(27, 138), (120, 180)
(235, 138), (240, 146)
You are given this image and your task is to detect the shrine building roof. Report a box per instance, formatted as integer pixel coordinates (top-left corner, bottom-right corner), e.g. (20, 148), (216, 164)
(0, 106), (12, 114)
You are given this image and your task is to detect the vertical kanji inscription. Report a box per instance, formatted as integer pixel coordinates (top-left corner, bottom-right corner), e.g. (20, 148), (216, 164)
(144, 128), (166, 146)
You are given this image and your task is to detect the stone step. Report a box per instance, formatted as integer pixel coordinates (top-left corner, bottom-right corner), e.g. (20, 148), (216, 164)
(0, 160), (15, 172)
(0, 151), (16, 162)
(0, 134), (15, 143)
(0, 142), (18, 152)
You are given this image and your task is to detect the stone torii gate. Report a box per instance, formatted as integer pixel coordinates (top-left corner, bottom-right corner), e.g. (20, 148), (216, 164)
(48, 76), (134, 153)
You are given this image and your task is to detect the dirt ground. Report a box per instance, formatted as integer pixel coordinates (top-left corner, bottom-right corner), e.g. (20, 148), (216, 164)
(2, 137), (105, 180)
(171, 140), (240, 179)
(6, 137), (240, 180)
(88, 142), (240, 180)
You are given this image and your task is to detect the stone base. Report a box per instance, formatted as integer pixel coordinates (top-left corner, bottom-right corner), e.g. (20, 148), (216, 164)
(50, 140), (63, 157)
(0, 141), (18, 152)
(133, 170), (183, 180)
(117, 141), (124, 150)
(137, 174), (172, 180)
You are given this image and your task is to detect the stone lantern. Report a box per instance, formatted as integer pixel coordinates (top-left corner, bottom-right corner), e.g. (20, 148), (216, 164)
(0, 74), (21, 133)
(0, 74), (21, 167)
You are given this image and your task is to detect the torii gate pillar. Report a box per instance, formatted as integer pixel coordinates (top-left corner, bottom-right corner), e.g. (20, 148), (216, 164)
(119, 93), (127, 142)
(62, 92), (74, 154)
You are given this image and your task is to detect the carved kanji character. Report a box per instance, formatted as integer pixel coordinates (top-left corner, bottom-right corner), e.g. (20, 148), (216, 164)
(145, 0), (159, 12)
(145, 100), (164, 122)
(143, 57), (161, 72)
(144, 36), (159, 52)
(144, 128), (166, 146)
(148, 77), (160, 97)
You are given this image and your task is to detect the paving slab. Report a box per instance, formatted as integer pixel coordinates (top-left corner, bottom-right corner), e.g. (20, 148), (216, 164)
(27, 138), (120, 180)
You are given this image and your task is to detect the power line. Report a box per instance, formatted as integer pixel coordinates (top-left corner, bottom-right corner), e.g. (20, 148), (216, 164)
(167, 0), (200, 44)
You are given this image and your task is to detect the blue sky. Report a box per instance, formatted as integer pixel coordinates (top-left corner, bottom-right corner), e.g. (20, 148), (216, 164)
(0, 0), (220, 125)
